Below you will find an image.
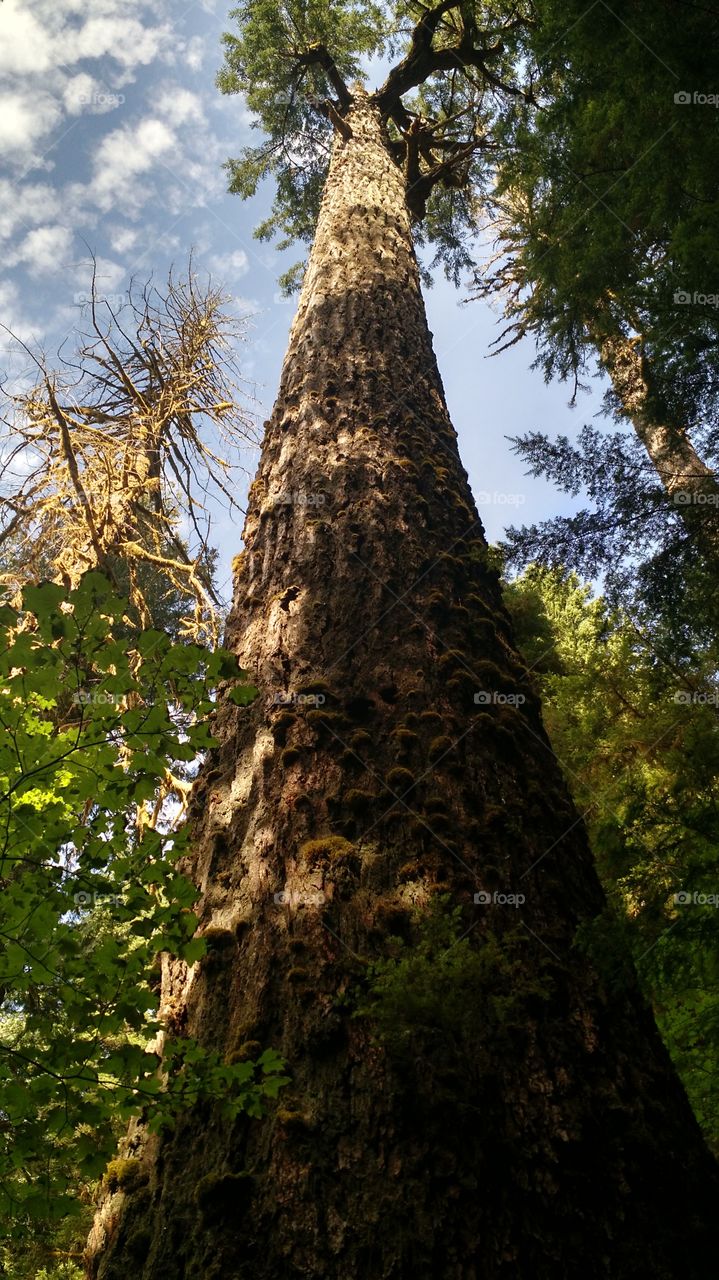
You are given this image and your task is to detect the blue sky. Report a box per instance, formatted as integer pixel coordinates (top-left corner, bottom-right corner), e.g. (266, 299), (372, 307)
(0, 0), (605, 609)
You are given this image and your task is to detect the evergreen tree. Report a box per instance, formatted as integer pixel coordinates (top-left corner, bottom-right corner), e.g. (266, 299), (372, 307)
(474, 0), (719, 573)
(506, 565), (719, 1153)
(86, 6), (719, 1277)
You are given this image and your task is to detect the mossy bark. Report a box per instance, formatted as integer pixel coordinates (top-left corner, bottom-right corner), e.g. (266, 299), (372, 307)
(86, 94), (719, 1280)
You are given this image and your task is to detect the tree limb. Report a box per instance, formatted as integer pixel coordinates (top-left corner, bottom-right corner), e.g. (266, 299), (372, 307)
(290, 42), (352, 112)
(376, 3), (534, 113)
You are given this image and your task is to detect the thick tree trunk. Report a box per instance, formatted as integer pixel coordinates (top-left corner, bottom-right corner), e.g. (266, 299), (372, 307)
(594, 324), (719, 566)
(86, 94), (719, 1279)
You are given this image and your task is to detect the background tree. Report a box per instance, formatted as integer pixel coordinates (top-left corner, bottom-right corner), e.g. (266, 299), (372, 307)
(87, 5), (719, 1278)
(500, 423), (719, 648)
(0, 267), (282, 1277)
(506, 565), (719, 1153)
(471, 0), (719, 573)
(0, 265), (258, 645)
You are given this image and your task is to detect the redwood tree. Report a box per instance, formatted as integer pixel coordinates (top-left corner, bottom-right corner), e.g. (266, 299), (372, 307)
(86, 4), (719, 1276)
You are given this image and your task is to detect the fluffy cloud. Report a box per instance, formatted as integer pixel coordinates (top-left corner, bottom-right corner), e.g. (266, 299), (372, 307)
(0, 279), (36, 347)
(154, 88), (205, 127)
(89, 117), (177, 212)
(0, 0), (174, 162)
(63, 73), (126, 117)
(0, 180), (57, 242)
(0, 91), (62, 158)
(107, 224), (141, 255)
(8, 224), (74, 277)
(208, 249), (250, 280)
(0, 0), (259, 356)
(89, 255), (126, 291)
(183, 36), (206, 73)
(0, 2), (52, 75)
(56, 16), (173, 71)
(0, 1), (173, 77)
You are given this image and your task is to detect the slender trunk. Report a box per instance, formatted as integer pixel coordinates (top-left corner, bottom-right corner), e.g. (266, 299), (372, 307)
(594, 324), (719, 566)
(86, 94), (719, 1280)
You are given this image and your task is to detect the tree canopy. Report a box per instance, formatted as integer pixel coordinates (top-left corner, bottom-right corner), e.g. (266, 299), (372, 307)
(218, 0), (535, 286)
(477, 0), (719, 421)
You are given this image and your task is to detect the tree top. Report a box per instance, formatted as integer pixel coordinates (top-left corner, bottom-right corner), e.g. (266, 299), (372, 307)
(218, 1), (534, 287)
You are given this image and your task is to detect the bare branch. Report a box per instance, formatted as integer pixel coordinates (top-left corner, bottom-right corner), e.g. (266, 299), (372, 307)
(0, 262), (259, 643)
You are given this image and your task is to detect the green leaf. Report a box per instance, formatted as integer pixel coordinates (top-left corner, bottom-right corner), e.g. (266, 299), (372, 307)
(228, 683), (259, 706)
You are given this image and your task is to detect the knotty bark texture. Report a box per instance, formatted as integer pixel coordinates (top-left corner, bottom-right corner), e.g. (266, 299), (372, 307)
(86, 94), (719, 1279)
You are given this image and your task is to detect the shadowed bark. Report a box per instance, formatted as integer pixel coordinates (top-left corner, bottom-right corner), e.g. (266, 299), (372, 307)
(86, 93), (719, 1280)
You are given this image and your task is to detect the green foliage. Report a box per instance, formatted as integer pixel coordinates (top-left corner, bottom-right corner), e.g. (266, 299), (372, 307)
(484, 0), (719, 423)
(357, 896), (550, 1059)
(0, 573), (286, 1259)
(501, 425), (719, 652)
(218, 2), (532, 285)
(28, 1267), (83, 1280)
(218, 0), (386, 254)
(507, 565), (719, 1151)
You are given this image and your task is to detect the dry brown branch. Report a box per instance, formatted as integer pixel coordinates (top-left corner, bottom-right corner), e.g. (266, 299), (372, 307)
(0, 259), (260, 644)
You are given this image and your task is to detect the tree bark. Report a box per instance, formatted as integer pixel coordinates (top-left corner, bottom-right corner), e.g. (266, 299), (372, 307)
(594, 324), (719, 568)
(86, 93), (719, 1280)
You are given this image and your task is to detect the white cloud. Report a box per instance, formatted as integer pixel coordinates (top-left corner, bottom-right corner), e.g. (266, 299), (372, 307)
(183, 36), (206, 72)
(107, 225), (140, 254)
(9, 224), (74, 276)
(63, 73), (99, 116)
(155, 88), (205, 127)
(0, 1), (52, 74)
(89, 116), (176, 212)
(0, 1), (174, 165)
(63, 73), (125, 117)
(0, 0), (256, 356)
(0, 91), (62, 158)
(0, 280), (27, 331)
(0, 180), (57, 242)
(57, 16), (172, 70)
(91, 256), (126, 291)
(208, 249), (250, 280)
(0, 2), (173, 77)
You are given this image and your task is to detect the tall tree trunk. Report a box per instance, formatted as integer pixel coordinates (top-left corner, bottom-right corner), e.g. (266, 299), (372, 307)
(593, 323), (719, 567)
(86, 93), (719, 1280)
